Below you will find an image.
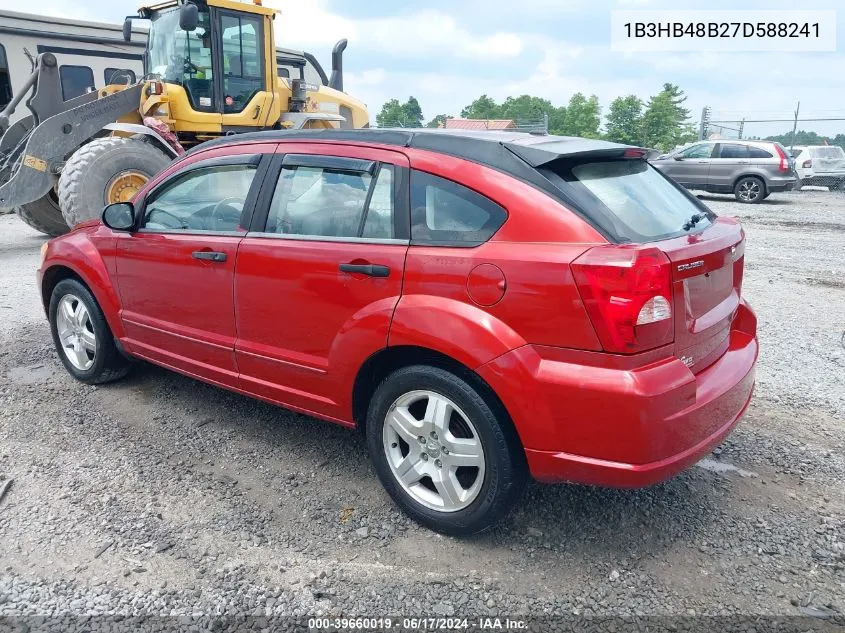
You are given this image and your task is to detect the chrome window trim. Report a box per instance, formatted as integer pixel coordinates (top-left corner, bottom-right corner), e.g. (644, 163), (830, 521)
(136, 228), (245, 237)
(245, 231), (409, 246)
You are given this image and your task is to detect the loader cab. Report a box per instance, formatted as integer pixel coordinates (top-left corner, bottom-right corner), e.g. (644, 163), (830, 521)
(144, 0), (273, 118)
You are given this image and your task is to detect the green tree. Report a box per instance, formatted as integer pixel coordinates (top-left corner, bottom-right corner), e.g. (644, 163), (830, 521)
(764, 129), (838, 148)
(499, 95), (554, 123)
(403, 96), (424, 128)
(426, 114), (451, 128)
(641, 83), (696, 151)
(376, 98), (406, 127)
(460, 94), (502, 119)
(375, 97), (424, 128)
(562, 93), (601, 138)
(548, 107), (567, 135)
(604, 95), (643, 145)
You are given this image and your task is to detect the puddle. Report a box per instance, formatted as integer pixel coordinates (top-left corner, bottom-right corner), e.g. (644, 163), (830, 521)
(696, 458), (758, 478)
(6, 364), (54, 385)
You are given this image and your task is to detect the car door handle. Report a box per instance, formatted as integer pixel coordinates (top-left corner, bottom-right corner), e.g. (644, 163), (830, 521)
(339, 263), (390, 277)
(192, 251), (227, 262)
(737, 160), (749, 164)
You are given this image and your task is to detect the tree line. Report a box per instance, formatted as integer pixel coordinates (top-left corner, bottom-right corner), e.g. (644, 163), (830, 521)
(376, 87), (845, 153)
(375, 84), (699, 152)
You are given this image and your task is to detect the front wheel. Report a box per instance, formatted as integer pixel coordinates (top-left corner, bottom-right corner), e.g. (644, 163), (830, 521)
(734, 176), (765, 203)
(49, 279), (131, 384)
(366, 365), (526, 535)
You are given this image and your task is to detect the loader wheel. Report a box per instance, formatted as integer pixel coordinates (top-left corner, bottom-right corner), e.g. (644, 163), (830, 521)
(14, 191), (70, 237)
(58, 137), (171, 228)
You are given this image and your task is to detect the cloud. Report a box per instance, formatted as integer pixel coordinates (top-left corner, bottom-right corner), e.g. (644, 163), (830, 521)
(269, 0), (522, 59)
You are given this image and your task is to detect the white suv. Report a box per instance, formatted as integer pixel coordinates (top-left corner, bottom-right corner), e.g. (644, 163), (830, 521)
(791, 145), (845, 190)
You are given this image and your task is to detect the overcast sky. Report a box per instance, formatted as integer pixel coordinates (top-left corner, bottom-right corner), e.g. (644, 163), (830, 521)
(6, 0), (845, 137)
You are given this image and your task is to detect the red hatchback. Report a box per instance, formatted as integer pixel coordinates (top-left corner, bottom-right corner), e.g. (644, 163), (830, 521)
(38, 129), (758, 535)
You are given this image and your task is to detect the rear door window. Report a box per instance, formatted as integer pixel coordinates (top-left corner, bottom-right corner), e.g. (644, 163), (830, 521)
(544, 159), (713, 243)
(717, 144), (750, 159)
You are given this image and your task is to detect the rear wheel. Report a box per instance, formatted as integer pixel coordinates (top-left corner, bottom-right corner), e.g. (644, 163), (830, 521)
(49, 279), (130, 384)
(58, 136), (171, 228)
(14, 191), (70, 237)
(734, 176), (765, 203)
(366, 365), (526, 535)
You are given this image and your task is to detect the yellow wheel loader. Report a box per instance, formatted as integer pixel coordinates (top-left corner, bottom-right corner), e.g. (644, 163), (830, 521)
(0, 0), (368, 235)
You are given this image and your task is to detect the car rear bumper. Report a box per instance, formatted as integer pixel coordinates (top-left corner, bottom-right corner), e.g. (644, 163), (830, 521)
(766, 175), (797, 192)
(477, 301), (758, 488)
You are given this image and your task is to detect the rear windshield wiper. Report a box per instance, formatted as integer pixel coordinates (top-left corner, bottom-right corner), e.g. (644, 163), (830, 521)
(682, 213), (705, 231)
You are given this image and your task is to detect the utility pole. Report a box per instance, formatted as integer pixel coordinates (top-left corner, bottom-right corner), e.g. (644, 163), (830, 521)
(738, 118), (745, 140)
(699, 107), (711, 141)
(790, 101), (800, 150)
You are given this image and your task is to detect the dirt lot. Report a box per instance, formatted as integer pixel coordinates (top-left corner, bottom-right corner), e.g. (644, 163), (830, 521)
(0, 191), (843, 625)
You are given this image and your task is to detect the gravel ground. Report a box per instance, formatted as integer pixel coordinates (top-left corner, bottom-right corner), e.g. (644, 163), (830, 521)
(0, 191), (843, 629)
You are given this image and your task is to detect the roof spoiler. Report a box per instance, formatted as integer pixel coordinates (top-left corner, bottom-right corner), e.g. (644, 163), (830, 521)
(504, 139), (646, 167)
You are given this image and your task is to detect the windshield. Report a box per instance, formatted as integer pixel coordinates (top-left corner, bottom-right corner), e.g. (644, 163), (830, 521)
(544, 159), (713, 243)
(147, 6), (213, 96)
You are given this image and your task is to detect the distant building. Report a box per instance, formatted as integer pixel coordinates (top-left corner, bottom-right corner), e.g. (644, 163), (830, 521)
(443, 118), (517, 130)
(0, 10), (148, 123)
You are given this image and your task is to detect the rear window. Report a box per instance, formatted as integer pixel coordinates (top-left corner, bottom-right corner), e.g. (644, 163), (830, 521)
(810, 146), (845, 159)
(544, 159), (713, 243)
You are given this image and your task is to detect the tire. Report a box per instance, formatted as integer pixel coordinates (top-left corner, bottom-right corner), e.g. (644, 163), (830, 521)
(14, 191), (70, 237)
(49, 278), (131, 384)
(58, 136), (171, 228)
(733, 176), (765, 203)
(366, 365), (527, 536)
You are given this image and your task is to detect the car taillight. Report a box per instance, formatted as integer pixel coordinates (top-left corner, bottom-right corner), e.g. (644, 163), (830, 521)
(571, 246), (674, 354)
(732, 238), (745, 297)
(802, 159), (812, 168)
(774, 144), (789, 172)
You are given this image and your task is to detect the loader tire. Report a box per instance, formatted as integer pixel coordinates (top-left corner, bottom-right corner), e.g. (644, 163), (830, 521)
(58, 136), (171, 229)
(14, 192), (71, 237)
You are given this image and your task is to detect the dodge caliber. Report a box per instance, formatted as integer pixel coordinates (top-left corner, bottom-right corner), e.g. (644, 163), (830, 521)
(38, 129), (758, 535)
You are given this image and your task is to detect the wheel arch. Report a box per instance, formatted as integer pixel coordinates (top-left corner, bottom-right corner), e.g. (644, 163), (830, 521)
(352, 345), (526, 456)
(732, 172), (768, 194)
(41, 255), (125, 340)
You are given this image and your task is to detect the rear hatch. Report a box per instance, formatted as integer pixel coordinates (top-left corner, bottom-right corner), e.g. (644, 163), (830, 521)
(540, 152), (744, 369)
(658, 219), (744, 373)
(810, 146), (845, 174)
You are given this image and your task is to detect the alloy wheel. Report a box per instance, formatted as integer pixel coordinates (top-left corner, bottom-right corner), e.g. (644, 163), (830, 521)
(382, 390), (486, 513)
(738, 179), (761, 202)
(56, 294), (97, 371)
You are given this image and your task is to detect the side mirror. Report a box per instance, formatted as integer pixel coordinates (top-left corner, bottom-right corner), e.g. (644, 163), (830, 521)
(179, 4), (199, 32)
(102, 202), (135, 231)
(673, 155), (684, 161)
(122, 18), (132, 42)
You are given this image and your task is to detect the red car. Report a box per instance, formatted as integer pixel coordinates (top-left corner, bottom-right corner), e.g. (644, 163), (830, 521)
(38, 129), (758, 535)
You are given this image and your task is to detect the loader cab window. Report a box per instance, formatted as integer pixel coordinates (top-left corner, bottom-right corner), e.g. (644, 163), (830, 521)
(0, 45), (11, 110)
(147, 5), (214, 110)
(219, 12), (264, 113)
(104, 68), (137, 85)
(59, 66), (94, 101)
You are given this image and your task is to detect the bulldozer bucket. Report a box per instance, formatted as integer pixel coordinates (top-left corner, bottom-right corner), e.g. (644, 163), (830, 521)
(0, 84), (143, 210)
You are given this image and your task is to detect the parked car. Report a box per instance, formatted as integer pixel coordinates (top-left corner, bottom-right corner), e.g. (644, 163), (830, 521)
(651, 140), (796, 203)
(38, 129), (758, 535)
(791, 145), (845, 190)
